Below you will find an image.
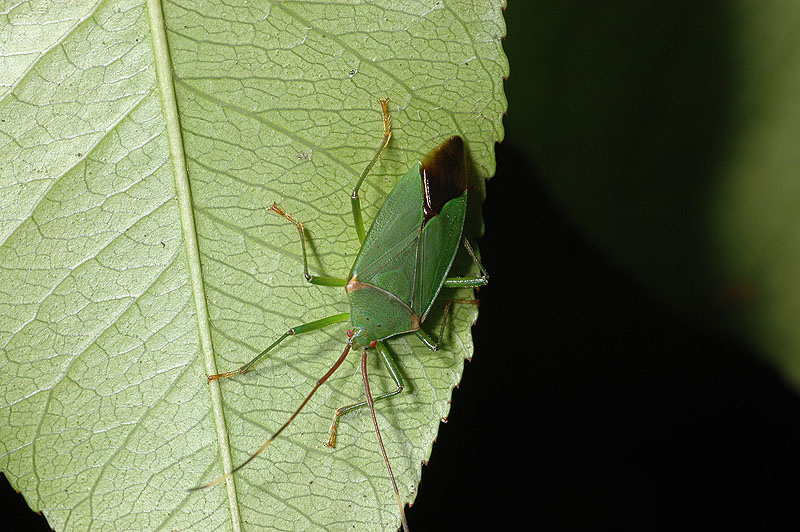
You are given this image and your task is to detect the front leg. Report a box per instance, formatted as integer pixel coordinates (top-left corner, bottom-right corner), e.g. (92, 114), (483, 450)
(351, 98), (392, 244)
(269, 203), (348, 287)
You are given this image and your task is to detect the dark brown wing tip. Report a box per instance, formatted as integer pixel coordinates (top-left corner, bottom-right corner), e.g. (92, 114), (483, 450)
(421, 136), (465, 175)
(420, 136), (467, 218)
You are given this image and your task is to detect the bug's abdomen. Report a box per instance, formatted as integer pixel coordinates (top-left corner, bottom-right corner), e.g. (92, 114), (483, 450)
(348, 279), (419, 341)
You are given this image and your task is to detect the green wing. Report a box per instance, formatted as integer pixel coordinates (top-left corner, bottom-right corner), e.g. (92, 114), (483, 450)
(348, 147), (467, 340)
(413, 192), (467, 320)
(350, 163), (423, 303)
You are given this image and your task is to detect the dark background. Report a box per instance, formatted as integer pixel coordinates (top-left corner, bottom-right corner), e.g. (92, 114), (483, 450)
(405, 141), (800, 531)
(407, 2), (800, 531)
(5, 2), (800, 531)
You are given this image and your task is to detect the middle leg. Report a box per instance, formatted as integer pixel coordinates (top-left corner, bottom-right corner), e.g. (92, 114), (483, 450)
(207, 312), (350, 381)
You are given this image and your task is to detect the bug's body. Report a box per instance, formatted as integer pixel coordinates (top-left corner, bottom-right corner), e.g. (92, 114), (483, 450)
(347, 136), (467, 348)
(193, 102), (486, 532)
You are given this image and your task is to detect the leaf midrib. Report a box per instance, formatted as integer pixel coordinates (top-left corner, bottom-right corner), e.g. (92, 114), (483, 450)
(145, 1), (242, 530)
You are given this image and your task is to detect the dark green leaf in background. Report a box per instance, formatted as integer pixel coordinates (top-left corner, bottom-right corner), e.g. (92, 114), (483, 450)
(514, 1), (800, 388)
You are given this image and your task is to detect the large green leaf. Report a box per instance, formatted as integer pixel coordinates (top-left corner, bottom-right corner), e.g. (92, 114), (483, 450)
(0, 1), (508, 530)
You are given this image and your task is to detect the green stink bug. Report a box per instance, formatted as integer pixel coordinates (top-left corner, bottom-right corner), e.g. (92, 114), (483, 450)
(192, 100), (488, 532)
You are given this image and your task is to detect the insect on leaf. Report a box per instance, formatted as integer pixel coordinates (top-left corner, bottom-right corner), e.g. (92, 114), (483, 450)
(0, 1), (508, 531)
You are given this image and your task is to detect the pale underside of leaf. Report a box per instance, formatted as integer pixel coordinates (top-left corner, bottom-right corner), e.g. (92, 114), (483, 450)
(0, 1), (508, 531)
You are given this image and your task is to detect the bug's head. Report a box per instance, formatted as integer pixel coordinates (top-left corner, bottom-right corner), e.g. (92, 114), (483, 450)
(347, 328), (376, 350)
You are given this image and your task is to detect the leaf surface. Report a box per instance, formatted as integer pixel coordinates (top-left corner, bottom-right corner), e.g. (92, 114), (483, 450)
(0, 1), (507, 530)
